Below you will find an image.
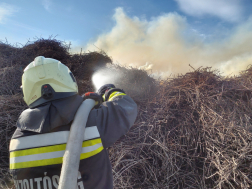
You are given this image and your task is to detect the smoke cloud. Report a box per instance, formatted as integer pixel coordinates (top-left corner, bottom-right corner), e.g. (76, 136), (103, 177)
(85, 8), (252, 77)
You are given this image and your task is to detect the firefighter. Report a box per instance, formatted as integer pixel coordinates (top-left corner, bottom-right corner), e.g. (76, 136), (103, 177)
(9, 56), (137, 189)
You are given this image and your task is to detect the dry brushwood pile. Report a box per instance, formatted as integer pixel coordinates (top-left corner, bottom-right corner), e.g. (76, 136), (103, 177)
(1, 39), (252, 189)
(110, 68), (252, 189)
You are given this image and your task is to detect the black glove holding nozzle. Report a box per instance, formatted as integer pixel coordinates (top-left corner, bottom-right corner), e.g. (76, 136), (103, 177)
(82, 92), (103, 108)
(82, 84), (125, 108)
(97, 84), (115, 96)
(97, 84), (125, 102)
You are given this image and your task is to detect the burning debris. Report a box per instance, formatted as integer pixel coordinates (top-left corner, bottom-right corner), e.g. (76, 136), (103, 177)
(0, 39), (252, 188)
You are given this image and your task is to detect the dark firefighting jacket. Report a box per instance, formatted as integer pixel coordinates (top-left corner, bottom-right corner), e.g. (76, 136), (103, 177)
(9, 92), (137, 189)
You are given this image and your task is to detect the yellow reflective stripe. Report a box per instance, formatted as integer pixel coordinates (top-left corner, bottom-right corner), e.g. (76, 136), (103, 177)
(82, 138), (101, 147)
(10, 138), (102, 158)
(10, 138), (104, 169)
(10, 146), (104, 169)
(9, 126), (100, 152)
(80, 146), (104, 160)
(10, 143), (66, 158)
(10, 157), (62, 170)
(108, 92), (126, 101)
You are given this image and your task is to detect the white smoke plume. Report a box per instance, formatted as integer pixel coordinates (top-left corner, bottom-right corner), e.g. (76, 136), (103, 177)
(84, 8), (252, 77)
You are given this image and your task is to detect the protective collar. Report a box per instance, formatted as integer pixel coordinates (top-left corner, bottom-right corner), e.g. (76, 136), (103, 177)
(16, 95), (83, 133)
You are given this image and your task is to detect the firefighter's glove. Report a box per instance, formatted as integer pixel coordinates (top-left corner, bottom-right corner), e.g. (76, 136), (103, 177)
(97, 84), (126, 102)
(103, 88), (126, 102)
(82, 92), (103, 108)
(97, 84), (115, 96)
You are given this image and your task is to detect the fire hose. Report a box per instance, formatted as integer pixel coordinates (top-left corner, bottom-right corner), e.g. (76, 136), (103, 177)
(58, 99), (96, 189)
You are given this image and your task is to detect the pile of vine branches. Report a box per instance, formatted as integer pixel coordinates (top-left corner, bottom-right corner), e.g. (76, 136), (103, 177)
(1, 39), (252, 189)
(109, 67), (252, 189)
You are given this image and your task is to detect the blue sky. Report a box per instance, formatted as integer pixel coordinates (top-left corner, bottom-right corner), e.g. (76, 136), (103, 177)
(1, 0), (252, 76)
(1, 0), (251, 45)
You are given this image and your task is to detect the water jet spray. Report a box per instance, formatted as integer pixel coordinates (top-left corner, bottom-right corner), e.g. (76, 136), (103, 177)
(92, 67), (122, 92)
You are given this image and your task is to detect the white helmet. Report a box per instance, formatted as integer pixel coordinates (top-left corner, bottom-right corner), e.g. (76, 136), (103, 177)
(21, 56), (78, 108)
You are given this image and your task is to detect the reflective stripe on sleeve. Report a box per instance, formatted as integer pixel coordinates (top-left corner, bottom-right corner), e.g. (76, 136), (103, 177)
(9, 126), (100, 151)
(108, 92), (126, 101)
(10, 138), (104, 169)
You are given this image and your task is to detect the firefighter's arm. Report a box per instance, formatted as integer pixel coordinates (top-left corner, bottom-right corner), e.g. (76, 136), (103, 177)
(87, 86), (138, 148)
